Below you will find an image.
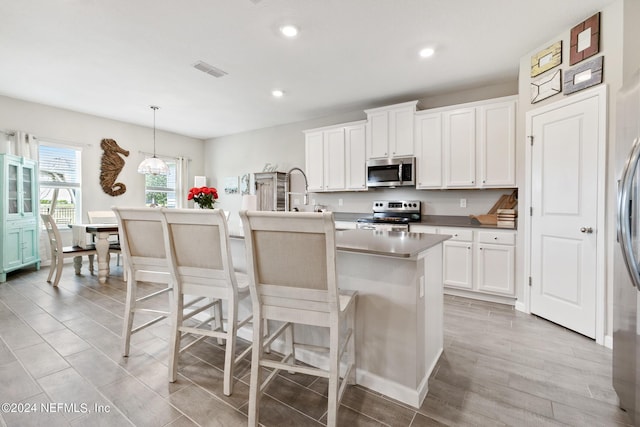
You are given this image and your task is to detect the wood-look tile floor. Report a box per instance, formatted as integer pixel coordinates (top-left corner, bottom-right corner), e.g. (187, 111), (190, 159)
(0, 262), (632, 426)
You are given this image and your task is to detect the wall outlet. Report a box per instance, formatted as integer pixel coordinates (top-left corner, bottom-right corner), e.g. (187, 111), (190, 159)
(338, 198), (343, 206)
(460, 198), (467, 208)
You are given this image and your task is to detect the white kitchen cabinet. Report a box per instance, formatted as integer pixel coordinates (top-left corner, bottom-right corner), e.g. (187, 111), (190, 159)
(477, 100), (516, 187)
(304, 120), (367, 192)
(415, 96), (516, 190)
(412, 225), (516, 301)
(344, 122), (367, 190)
(415, 112), (443, 189)
(477, 243), (515, 295)
(410, 225), (438, 234)
(442, 228), (473, 290)
(444, 107), (476, 187)
(365, 101), (418, 160)
(324, 127), (346, 191)
(305, 130), (325, 192)
(476, 230), (515, 295)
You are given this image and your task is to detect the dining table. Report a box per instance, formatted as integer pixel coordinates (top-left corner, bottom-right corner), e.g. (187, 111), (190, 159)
(70, 223), (120, 284)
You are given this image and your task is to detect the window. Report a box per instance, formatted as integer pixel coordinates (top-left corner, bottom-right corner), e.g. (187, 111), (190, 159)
(144, 157), (177, 208)
(38, 143), (82, 226)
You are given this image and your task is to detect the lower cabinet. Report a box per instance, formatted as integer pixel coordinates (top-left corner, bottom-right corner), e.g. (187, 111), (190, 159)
(411, 225), (516, 300)
(2, 219), (39, 281)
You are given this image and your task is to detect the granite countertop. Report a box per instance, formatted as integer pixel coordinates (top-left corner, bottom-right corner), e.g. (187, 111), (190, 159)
(335, 229), (450, 258)
(333, 212), (516, 230)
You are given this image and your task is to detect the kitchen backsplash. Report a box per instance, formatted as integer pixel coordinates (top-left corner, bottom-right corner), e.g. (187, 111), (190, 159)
(309, 188), (517, 216)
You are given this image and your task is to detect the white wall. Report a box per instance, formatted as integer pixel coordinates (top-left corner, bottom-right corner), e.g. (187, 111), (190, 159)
(0, 94), (206, 261)
(517, 0), (625, 338)
(0, 95), (206, 214)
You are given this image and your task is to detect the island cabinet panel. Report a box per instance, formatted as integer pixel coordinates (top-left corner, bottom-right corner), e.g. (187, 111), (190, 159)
(228, 231), (447, 409)
(1, 154), (40, 282)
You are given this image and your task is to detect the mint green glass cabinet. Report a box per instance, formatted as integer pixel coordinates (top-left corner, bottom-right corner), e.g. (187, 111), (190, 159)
(1, 154), (40, 282)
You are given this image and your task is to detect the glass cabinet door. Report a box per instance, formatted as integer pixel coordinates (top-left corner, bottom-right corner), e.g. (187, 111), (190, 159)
(22, 164), (33, 214)
(8, 163), (18, 214)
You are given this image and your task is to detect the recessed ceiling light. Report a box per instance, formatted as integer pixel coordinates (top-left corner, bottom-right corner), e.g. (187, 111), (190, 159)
(280, 25), (299, 38)
(272, 89), (285, 98)
(419, 47), (435, 58)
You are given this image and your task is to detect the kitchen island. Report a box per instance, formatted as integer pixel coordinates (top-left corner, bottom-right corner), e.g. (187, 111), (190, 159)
(230, 229), (449, 408)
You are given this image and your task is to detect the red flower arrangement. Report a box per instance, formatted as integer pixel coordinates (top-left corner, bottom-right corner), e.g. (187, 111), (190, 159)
(188, 186), (219, 209)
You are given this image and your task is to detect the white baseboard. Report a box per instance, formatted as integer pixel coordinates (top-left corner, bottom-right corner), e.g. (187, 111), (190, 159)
(604, 335), (613, 349)
(515, 301), (528, 313)
(237, 325), (430, 409)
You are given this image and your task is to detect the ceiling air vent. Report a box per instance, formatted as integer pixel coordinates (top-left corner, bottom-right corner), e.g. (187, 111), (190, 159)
(193, 61), (228, 78)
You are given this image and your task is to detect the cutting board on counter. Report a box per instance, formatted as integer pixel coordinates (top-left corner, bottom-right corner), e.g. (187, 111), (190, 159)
(470, 190), (518, 225)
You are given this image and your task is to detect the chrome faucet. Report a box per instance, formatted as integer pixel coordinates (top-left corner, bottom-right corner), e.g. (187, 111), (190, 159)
(285, 167), (308, 211)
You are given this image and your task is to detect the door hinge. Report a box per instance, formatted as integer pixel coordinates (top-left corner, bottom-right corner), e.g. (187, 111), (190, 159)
(530, 206), (533, 216)
(528, 135), (534, 146)
(528, 276), (532, 287)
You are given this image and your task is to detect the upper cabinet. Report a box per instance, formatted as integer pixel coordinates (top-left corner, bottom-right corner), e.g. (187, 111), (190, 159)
(304, 120), (367, 192)
(477, 100), (516, 187)
(444, 107), (476, 187)
(415, 96), (517, 190)
(365, 101), (418, 160)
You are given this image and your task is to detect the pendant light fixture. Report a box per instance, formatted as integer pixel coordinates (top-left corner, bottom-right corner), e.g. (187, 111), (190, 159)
(137, 105), (169, 175)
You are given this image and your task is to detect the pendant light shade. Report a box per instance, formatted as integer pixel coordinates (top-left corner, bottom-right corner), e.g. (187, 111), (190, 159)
(137, 106), (169, 175)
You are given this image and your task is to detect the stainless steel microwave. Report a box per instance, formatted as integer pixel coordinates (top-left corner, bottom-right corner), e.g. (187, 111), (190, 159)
(366, 157), (416, 188)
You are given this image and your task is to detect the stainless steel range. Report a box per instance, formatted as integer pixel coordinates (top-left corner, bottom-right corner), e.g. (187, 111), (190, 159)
(356, 200), (421, 231)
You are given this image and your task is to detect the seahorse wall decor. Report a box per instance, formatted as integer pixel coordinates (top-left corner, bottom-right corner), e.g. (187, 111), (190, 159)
(100, 138), (130, 196)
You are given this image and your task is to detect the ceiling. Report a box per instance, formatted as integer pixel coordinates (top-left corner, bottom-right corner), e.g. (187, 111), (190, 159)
(0, 0), (614, 140)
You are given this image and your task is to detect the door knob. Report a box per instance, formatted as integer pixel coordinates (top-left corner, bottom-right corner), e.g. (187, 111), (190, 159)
(580, 227), (593, 233)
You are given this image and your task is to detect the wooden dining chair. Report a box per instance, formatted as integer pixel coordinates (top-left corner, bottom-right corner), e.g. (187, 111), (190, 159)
(239, 210), (357, 427)
(112, 207), (173, 357)
(41, 214), (97, 287)
(160, 208), (252, 396)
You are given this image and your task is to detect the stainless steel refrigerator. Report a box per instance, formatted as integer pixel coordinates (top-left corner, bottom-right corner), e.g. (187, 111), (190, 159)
(615, 69), (640, 426)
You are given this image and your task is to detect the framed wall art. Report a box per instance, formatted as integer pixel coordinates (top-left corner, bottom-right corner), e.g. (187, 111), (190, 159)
(570, 12), (600, 65)
(531, 41), (562, 77)
(531, 69), (562, 103)
(224, 176), (239, 194)
(564, 55), (603, 95)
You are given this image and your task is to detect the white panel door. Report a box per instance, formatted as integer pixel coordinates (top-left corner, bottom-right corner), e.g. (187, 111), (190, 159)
(530, 95), (600, 338)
